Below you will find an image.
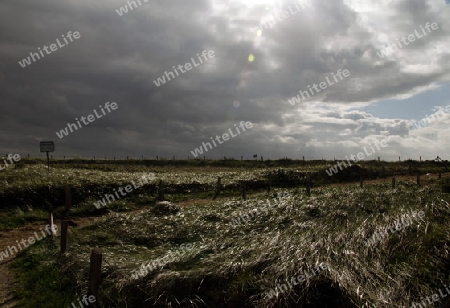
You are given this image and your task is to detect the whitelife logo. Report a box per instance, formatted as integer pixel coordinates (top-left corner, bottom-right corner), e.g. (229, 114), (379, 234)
(376, 22), (439, 58)
(115, 0), (149, 16)
(190, 121), (253, 158)
(0, 154), (21, 172)
(153, 50), (215, 87)
(287, 69), (350, 106)
(0, 225), (57, 262)
(68, 295), (96, 308)
(410, 283), (450, 308)
(364, 210), (425, 247)
(325, 138), (388, 176)
(56, 102), (118, 139)
(409, 105), (450, 130)
(130, 243), (194, 280)
(265, 263), (328, 299)
(18, 31), (81, 68)
(250, 0), (313, 35)
(230, 192), (291, 226)
(93, 173), (155, 209)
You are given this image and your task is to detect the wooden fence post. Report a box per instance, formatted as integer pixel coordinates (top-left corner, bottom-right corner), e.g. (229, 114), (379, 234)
(65, 187), (71, 214)
(360, 176), (364, 189)
(88, 248), (102, 308)
(267, 175), (272, 194)
(213, 177), (221, 200)
(61, 220), (68, 253)
(157, 180), (165, 201)
(241, 182), (246, 201)
(392, 177), (396, 189)
(306, 173), (311, 197)
(417, 173), (421, 186)
(439, 172), (442, 179)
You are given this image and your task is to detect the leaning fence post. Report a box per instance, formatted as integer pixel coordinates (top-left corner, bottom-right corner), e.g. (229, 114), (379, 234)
(88, 248), (102, 308)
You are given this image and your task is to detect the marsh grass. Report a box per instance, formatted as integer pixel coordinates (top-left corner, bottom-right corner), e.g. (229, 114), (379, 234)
(10, 179), (450, 307)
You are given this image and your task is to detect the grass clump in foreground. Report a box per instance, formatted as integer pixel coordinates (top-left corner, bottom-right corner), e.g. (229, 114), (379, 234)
(10, 239), (83, 307)
(11, 181), (450, 307)
(0, 209), (48, 231)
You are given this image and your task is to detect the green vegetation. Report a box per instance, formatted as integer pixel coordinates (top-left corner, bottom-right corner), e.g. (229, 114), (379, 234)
(2, 160), (450, 307)
(0, 209), (48, 231)
(11, 239), (80, 308)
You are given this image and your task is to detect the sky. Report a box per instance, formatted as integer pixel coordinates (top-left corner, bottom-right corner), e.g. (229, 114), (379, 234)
(0, 0), (449, 160)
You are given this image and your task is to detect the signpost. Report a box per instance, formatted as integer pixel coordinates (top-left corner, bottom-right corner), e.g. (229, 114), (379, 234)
(40, 141), (54, 172)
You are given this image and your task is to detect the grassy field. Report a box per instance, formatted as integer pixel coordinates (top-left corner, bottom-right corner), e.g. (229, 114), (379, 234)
(2, 160), (450, 307)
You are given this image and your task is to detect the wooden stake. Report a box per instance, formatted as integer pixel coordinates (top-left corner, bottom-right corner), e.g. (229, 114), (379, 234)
(306, 174), (311, 196)
(157, 180), (165, 201)
(65, 187), (71, 214)
(88, 248), (102, 308)
(213, 177), (221, 200)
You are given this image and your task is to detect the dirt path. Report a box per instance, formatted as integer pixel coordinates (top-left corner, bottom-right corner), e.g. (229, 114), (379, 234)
(0, 215), (105, 307)
(0, 222), (54, 307)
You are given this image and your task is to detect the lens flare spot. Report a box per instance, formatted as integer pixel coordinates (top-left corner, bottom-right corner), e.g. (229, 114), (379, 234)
(248, 54), (255, 62)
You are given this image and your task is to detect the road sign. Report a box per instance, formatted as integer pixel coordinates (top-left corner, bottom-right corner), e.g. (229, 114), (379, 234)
(40, 141), (54, 172)
(40, 141), (55, 153)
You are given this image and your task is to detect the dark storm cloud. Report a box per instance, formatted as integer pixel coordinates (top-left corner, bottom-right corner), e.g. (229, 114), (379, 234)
(0, 0), (448, 159)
